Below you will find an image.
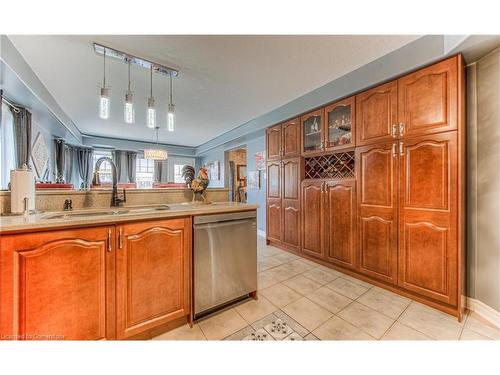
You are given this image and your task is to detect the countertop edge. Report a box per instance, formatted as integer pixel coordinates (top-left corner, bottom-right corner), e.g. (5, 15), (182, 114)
(0, 204), (259, 235)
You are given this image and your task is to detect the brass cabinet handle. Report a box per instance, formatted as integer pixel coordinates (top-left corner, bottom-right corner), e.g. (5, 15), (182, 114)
(392, 124), (397, 138)
(118, 227), (123, 249)
(107, 229), (112, 252)
(399, 141), (404, 156)
(392, 143), (396, 157)
(399, 122), (405, 136)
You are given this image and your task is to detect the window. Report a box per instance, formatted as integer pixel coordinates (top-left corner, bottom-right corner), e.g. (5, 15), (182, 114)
(168, 157), (195, 183)
(0, 104), (16, 190)
(136, 157), (154, 189)
(92, 150), (113, 184)
(174, 164), (186, 183)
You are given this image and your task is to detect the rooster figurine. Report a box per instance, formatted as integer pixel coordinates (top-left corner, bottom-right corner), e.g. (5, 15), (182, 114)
(182, 165), (210, 203)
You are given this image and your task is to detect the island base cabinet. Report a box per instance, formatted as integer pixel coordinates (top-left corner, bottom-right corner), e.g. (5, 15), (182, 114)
(116, 218), (192, 340)
(0, 217), (192, 340)
(0, 226), (116, 340)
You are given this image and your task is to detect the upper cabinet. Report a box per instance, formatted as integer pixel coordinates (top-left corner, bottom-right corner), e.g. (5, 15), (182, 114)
(282, 118), (301, 157)
(325, 96), (355, 151)
(301, 109), (325, 155)
(398, 56), (458, 138)
(266, 119), (300, 161)
(266, 124), (282, 160)
(356, 80), (398, 146)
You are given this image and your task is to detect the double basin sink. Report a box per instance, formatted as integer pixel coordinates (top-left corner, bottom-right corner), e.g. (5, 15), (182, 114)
(42, 204), (171, 220)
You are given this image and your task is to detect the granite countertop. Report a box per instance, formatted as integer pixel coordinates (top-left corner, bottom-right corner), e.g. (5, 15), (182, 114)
(0, 202), (258, 234)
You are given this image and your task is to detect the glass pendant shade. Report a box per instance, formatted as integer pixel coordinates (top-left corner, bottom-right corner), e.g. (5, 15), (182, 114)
(99, 87), (110, 119)
(124, 91), (134, 124)
(147, 97), (156, 129)
(167, 103), (175, 132)
(144, 148), (167, 160)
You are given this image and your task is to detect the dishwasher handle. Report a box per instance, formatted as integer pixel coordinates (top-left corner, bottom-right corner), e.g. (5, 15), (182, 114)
(193, 211), (256, 225)
(193, 218), (256, 230)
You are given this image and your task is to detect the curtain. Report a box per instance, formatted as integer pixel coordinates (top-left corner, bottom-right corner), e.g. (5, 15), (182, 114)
(127, 151), (137, 183)
(64, 145), (74, 185)
(112, 150), (123, 182)
(54, 139), (65, 183)
(77, 147), (94, 189)
(229, 160), (235, 201)
(11, 107), (32, 169)
(154, 160), (163, 182)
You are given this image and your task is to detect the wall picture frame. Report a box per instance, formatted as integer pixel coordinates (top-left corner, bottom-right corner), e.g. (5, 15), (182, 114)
(206, 160), (220, 180)
(248, 170), (261, 189)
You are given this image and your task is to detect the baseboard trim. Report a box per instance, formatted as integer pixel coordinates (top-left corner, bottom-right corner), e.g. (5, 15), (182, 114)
(466, 297), (500, 328)
(257, 229), (266, 238)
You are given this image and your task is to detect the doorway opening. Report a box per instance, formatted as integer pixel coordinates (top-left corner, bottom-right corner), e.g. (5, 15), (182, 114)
(225, 147), (247, 202)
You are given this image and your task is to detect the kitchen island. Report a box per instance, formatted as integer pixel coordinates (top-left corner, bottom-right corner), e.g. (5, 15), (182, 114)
(0, 202), (258, 340)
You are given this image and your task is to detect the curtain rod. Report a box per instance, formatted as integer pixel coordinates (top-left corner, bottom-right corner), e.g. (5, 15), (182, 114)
(1, 94), (22, 113)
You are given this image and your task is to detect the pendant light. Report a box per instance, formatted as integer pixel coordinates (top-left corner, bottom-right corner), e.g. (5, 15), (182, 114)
(99, 48), (110, 119)
(144, 126), (168, 160)
(167, 72), (175, 132)
(124, 59), (134, 124)
(147, 66), (156, 129)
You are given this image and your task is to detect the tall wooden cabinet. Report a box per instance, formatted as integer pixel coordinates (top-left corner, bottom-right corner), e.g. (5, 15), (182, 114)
(266, 119), (301, 251)
(267, 54), (465, 320)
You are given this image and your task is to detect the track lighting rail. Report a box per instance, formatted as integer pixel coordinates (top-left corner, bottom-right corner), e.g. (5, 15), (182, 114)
(93, 43), (179, 77)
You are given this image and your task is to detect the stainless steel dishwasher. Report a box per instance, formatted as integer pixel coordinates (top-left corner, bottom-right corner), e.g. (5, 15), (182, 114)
(193, 210), (257, 318)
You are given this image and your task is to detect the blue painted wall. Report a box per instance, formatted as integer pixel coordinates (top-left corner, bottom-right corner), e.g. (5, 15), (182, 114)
(245, 134), (266, 232)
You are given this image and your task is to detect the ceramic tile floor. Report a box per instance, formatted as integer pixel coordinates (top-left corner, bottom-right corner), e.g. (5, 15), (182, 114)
(153, 238), (500, 341)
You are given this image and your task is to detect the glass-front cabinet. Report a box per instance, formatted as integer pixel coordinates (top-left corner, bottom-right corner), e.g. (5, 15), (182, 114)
(325, 96), (355, 151)
(301, 109), (324, 155)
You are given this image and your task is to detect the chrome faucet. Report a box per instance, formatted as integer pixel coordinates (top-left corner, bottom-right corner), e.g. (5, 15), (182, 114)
(92, 157), (126, 207)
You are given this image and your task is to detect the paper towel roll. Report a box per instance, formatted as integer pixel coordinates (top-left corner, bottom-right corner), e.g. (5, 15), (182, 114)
(10, 168), (35, 214)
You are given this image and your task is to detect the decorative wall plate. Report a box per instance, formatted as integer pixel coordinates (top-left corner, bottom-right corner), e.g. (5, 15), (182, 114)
(31, 132), (49, 179)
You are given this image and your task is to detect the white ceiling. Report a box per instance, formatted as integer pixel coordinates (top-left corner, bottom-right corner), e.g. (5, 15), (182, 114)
(8, 35), (419, 147)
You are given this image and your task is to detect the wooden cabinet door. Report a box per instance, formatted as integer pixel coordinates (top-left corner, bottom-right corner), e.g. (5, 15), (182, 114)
(267, 198), (282, 243)
(398, 132), (458, 305)
(356, 142), (398, 284)
(301, 181), (325, 259)
(356, 80), (398, 146)
(282, 200), (300, 251)
(325, 96), (355, 151)
(266, 124), (282, 160)
(116, 218), (191, 339)
(325, 180), (357, 269)
(266, 161), (281, 199)
(282, 118), (301, 158)
(301, 109), (325, 155)
(398, 56), (457, 138)
(282, 158), (301, 250)
(0, 226), (115, 340)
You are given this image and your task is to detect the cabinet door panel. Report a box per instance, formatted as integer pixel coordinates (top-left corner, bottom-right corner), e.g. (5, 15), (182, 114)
(356, 143), (398, 284)
(282, 118), (300, 157)
(282, 200), (300, 250)
(356, 81), (398, 146)
(267, 198), (282, 243)
(325, 181), (357, 269)
(116, 218), (191, 339)
(0, 227), (115, 340)
(301, 109), (325, 155)
(282, 158), (300, 201)
(398, 132), (457, 305)
(398, 56), (457, 138)
(325, 96), (355, 151)
(266, 124), (282, 160)
(301, 182), (324, 259)
(266, 162), (281, 199)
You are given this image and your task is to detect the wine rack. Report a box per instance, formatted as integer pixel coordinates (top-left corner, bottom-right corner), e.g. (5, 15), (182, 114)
(304, 151), (355, 180)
